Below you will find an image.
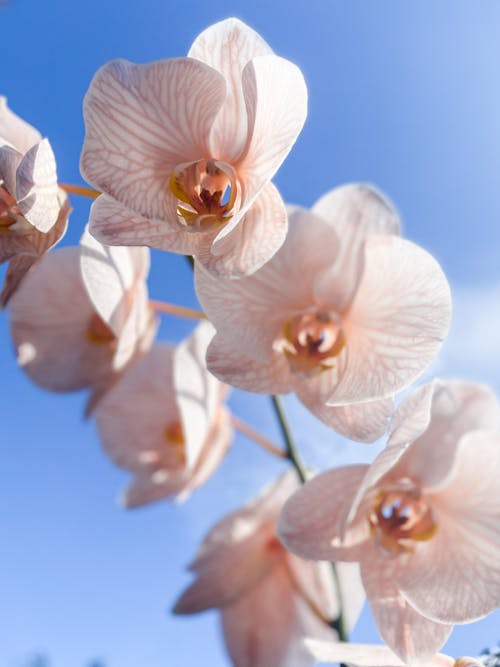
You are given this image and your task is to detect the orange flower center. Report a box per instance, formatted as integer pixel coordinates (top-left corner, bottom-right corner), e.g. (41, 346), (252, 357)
(277, 309), (346, 377)
(368, 481), (438, 556)
(84, 312), (117, 345)
(163, 421), (186, 467)
(170, 158), (238, 232)
(0, 183), (21, 231)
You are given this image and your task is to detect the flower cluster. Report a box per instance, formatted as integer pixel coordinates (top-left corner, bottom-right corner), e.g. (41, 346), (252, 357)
(3, 15), (499, 667)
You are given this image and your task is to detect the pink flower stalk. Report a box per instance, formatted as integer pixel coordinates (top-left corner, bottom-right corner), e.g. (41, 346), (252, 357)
(304, 641), (483, 667)
(278, 380), (500, 664)
(8, 235), (156, 413)
(80, 18), (307, 278)
(195, 184), (451, 442)
(0, 97), (68, 304)
(94, 322), (232, 506)
(174, 471), (365, 667)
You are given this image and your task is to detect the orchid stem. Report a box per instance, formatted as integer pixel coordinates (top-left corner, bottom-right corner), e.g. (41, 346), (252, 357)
(270, 395), (307, 483)
(149, 300), (206, 320)
(330, 562), (348, 642)
(232, 416), (286, 459)
(59, 183), (101, 199)
(270, 394), (348, 643)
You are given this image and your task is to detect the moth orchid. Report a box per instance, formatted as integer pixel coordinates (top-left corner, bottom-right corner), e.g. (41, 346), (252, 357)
(174, 471), (365, 667)
(81, 18), (307, 278)
(278, 380), (500, 664)
(9, 232), (155, 413)
(196, 184), (451, 442)
(0, 97), (68, 304)
(95, 322), (232, 506)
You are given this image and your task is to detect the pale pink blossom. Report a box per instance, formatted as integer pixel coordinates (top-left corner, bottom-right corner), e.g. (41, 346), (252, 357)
(8, 234), (156, 413)
(195, 184), (451, 442)
(94, 322), (232, 506)
(0, 97), (68, 304)
(304, 641), (482, 667)
(80, 18), (307, 278)
(174, 471), (365, 667)
(278, 380), (500, 664)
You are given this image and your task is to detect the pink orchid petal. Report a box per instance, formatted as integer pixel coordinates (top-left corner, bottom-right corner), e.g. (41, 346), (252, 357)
(9, 247), (117, 391)
(195, 208), (340, 363)
(289, 556), (365, 635)
(195, 264), (284, 363)
(304, 641), (407, 667)
(204, 181), (287, 277)
(296, 388), (393, 443)
(173, 533), (279, 614)
(122, 472), (186, 509)
(397, 431), (500, 624)
(278, 465), (371, 561)
(80, 58), (226, 221)
(361, 552), (453, 665)
(0, 97), (42, 154)
(88, 194), (209, 256)
(0, 142), (22, 194)
(80, 226), (150, 336)
(236, 54), (307, 214)
(206, 334), (292, 394)
(313, 184), (401, 312)
(391, 380), (500, 490)
(329, 236), (451, 405)
(387, 383), (437, 448)
(188, 17), (272, 162)
(16, 139), (60, 232)
(304, 641), (454, 667)
(176, 405), (233, 503)
(220, 562), (303, 667)
(286, 555), (337, 622)
(0, 190), (69, 306)
(94, 343), (178, 472)
(112, 281), (155, 370)
(174, 321), (223, 469)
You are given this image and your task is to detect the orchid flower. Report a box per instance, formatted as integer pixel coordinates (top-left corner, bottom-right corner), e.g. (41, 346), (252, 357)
(8, 233), (156, 413)
(94, 322), (232, 506)
(195, 184), (451, 442)
(278, 380), (500, 664)
(304, 640), (483, 667)
(174, 471), (365, 667)
(80, 18), (307, 278)
(0, 97), (68, 304)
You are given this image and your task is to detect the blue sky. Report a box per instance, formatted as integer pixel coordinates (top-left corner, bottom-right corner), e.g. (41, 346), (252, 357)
(1, 1), (500, 665)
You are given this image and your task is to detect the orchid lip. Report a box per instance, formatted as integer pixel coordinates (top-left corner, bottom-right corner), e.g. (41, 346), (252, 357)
(163, 420), (186, 467)
(368, 479), (438, 557)
(275, 308), (346, 378)
(170, 158), (239, 232)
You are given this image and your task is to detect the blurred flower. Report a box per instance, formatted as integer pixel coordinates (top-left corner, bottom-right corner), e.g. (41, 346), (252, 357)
(278, 380), (500, 664)
(196, 184), (451, 442)
(304, 641), (483, 667)
(0, 97), (68, 304)
(8, 232), (155, 413)
(80, 18), (307, 278)
(174, 471), (365, 667)
(94, 322), (232, 506)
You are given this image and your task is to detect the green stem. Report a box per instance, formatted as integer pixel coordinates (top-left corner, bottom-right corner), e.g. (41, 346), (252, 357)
(269, 394), (349, 643)
(329, 562), (349, 642)
(270, 395), (307, 483)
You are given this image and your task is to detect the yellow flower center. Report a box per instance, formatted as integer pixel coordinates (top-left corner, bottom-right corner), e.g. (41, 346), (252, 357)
(276, 309), (346, 377)
(84, 312), (117, 345)
(170, 158), (238, 231)
(163, 421), (186, 467)
(0, 183), (21, 231)
(368, 481), (438, 556)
